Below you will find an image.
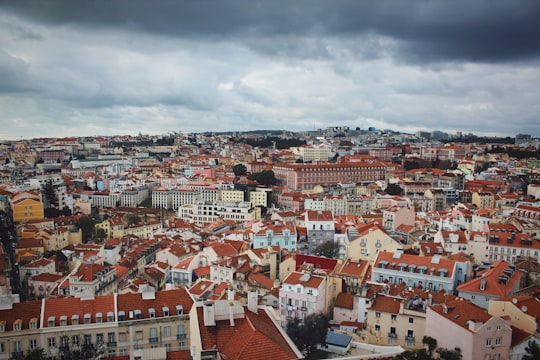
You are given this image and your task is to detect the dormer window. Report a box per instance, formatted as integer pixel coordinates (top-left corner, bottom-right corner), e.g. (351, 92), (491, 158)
(84, 313), (91, 324)
(162, 306), (170, 317)
(107, 312), (114, 322)
(176, 305), (184, 315)
(149, 308), (156, 318)
(71, 314), (79, 325)
(48, 316), (56, 327)
(118, 311), (126, 321)
(60, 315), (67, 326)
(13, 319), (22, 331)
(134, 309), (142, 320)
(0, 321), (5, 332)
(95, 313), (103, 323)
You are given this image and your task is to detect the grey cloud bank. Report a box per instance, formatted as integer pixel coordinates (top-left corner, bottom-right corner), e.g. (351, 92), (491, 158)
(0, 0), (539, 140)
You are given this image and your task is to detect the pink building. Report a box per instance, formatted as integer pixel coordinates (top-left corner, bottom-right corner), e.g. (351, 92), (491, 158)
(426, 299), (512, 360)
(279, 271), (326, 326)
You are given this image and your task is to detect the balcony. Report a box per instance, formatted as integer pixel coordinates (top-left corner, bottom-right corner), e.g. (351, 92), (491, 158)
(405, 336), (415, 342)
(107, 341), (117, 347)
(301, 307), (308, 312)
(388, 333), (397, 339)
(148, 337), (159, 343)
(176, 333), (187, 340)
(12, 351), (24, 358)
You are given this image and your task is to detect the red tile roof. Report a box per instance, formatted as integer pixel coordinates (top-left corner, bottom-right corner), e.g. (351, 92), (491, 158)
(283, 271), (324, 289)
(197, 305), (301, 360)
(429, 299), (492, 332)
(457, 260), (524, 297)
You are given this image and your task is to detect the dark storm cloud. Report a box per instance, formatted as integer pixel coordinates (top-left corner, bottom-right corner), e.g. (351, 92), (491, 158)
(2, 0), (540, 63)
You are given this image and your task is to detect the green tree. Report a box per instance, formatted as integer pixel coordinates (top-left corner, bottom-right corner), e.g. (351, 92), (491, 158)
(523, 340), (540, 360)
(92, 228), (108, 243)
(232, 163), (247, 177)
(41, 180), (58, 208)
(395, 349), (431, 360)
(436, 347), (462, 360)
(286, 312), (329, 359)
(422, 336), (437, 357)
(248, 170), (277, 186)
(314, 241), (340, 259)
(23, 348), (46, 360)
(385, 183), (404, 195)
(75, 216), (95, 242)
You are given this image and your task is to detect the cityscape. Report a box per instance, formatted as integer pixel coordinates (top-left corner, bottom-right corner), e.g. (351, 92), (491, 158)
(0, 127), (539, 360)
(1, 1), (540, 360)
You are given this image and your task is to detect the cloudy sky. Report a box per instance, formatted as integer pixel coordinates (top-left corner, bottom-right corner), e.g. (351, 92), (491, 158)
(1, 0), (539, 140)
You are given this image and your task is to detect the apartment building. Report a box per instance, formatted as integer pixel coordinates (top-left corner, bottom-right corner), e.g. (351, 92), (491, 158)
(273, 162), (386, 191)
(372, 251), (470, 294)
(253, 221), (298, 251)
(0, 287), (194, 360)
(279, 271), (326, 326)
(426, 299), (512, 360)
(457, 260), (524, 309)
(304, 210), (335, 255)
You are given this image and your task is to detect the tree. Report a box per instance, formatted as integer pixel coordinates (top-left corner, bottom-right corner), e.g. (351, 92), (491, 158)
(248, 170), (277, 186)
(395, 349), (430, 360)
(75, 216), (95, 243)
(314, 241), (340, 259)
(436, 347), (462, 360)
(385, 183), (404, 195)
(286, 312), (329, 359)
(41, 180), (58, 209)
(92, 228), (108, 243)
(23, 348), (46, 360)
(232, 163), (247, 177)
(422, 336), (437, 358)
(524, 340), (540, 360)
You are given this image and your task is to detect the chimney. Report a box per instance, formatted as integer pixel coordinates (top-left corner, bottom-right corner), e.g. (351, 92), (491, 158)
(229, 301), (235, 326)
(442, 304), (448, 314)
(227, 287), (235, 301)
(203, 302), (216, 326)
(247, 290), (258, 314)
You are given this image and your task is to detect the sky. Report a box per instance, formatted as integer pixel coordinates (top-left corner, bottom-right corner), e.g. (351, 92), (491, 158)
(0, 0), (539, 140)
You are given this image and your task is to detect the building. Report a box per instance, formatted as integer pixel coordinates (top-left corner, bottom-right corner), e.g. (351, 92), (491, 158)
(0, 287), (194, 360)
(457, 260), (524, 309)
(253, 221), (298, 251)
(279, 271), (326, 326)
(372, 251), (471, 294)
(273, 162), (387, 191)
(9, 191), (45, 223)
(304, 210), (335, 255)
(426, 299), (512, 360)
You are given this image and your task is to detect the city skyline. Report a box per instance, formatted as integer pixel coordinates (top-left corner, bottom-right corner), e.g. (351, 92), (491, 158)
(0, 0), (539, 140)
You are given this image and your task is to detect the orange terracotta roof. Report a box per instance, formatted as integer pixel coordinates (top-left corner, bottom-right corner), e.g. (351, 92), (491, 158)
(429, 299), (492, 332)
(335, 292), (355, 309)
(197, 305), (300, 360)
(371, 294), (402, 314)
(456, 260), (524, 297)
(283, 271), (324, 289)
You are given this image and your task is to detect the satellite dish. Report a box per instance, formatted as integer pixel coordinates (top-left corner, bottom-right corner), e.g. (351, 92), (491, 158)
(521, 306), (528, 313)
(512, 298), (518, 304)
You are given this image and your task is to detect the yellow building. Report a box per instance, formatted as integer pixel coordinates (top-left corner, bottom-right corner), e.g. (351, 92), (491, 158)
(10, 192), (44, 223)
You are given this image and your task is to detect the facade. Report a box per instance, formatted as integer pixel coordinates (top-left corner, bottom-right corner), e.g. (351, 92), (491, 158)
(304, 210), (335, 255)
(68, 263), (118, 297)
(10, 192), (45, 223)
(426, 299), (512, 360)
(279, 271), (326, 326)
(273, 162), (387, 191)
(457, 260), (524, 309)
(253, 222), (298, 251)
(371, 251), (470, 294)
(0, 287), (194, 360)
(347, 222), (403, 264)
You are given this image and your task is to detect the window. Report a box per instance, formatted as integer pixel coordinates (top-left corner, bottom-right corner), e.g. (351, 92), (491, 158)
(149, 308), (156, 318)
(84, 313), (91, 324)
(29, 339), (37, 350)
(149, 328), (158, 342)
(48, 337), (57, 348)
(391, 314), (397, 321)
(96, 312), (103, 323)
(164, 326), (171, 337)
(375, 312), (381, 318)
(485, 338), (492, 347)
(495, 337), (501, 346)
(163, 306), (170, 317)
(374, 324), (380, 332)
(72, 335), (80, 346)
(84, 334), (92, 345)
(96, 333), (104, 345)
(409, 317), (414, 324)
(107, 312), (114, 322)
(13, 340), (22, 353)
(61, 336), (69, 348)
(108, 332), (115, 344)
